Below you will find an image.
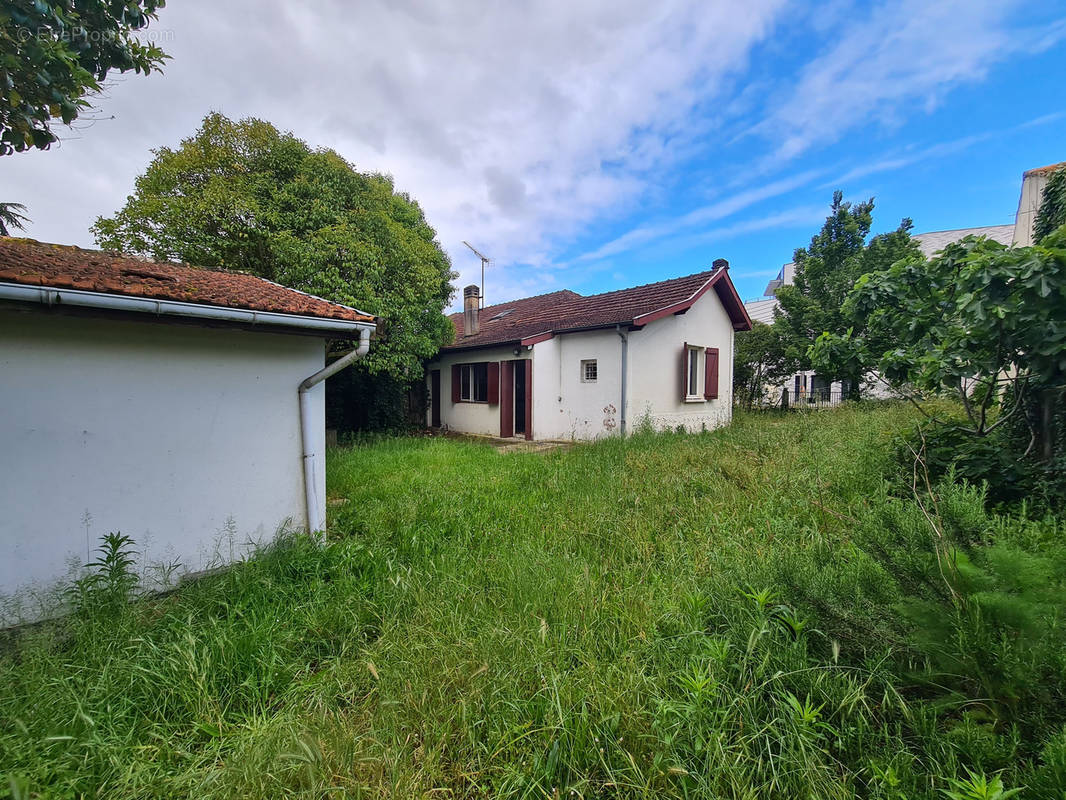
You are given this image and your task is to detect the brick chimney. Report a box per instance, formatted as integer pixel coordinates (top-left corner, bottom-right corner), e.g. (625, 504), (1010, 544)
(463, 284), (480, 337)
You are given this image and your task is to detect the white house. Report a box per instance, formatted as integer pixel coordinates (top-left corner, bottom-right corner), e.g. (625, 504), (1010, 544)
(0, 238), (375, 613)
(425, 260), (752, 440)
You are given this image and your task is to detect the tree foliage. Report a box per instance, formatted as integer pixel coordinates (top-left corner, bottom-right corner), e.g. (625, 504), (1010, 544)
(846, 231), (1066, 435)
(0, 201), (29, 235)
(777, 192), (918, 398)
(1034, 165), (1066, 244)
(835, 227), (1066, 507)
(732, 321), (795, 409)
(0, 0), (168, 155)
(93, 113), (456, 385)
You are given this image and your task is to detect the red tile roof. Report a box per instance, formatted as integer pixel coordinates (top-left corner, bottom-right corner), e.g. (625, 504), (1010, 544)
(0, 238), (375, 324)
(444, 264), (751, 351)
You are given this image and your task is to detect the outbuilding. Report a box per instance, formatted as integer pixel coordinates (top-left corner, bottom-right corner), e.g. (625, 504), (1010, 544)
(0, 239), (375, 613)
(425, 260), (751, 440)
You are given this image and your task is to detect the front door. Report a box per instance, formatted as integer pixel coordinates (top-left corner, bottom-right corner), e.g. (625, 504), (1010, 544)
(498, 360), (532, 439)
(513, 360), (527, 437)
(430, 369), (441, 428)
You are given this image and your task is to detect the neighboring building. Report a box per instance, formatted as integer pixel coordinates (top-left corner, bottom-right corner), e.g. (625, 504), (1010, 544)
(425, 261), (751, 440)
(0, 239), (376, 610)
(741, 162), (1065, 406)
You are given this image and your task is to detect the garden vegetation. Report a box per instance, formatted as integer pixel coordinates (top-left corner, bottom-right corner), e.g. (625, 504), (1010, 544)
(2, 404), (1064, 798)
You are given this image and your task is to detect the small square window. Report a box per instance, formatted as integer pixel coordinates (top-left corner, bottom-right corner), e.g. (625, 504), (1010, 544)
(581, 359), (598, 383)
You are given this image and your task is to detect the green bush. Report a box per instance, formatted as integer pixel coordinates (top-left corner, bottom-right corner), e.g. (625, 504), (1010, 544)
(895, 405), (1066, 514)
(781, 478), (1066, 780)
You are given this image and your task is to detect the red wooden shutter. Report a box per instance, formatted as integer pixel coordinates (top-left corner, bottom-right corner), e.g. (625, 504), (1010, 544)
(487, 361), (500, 405)
(680, 342), (689, 401)
(704, 347), (720, 400)
(525, 361), (533, 441)
(451, 364), (461, 403)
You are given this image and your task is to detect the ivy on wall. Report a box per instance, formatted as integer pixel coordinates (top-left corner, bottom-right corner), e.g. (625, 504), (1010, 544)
(1034, 165), (1066, 244)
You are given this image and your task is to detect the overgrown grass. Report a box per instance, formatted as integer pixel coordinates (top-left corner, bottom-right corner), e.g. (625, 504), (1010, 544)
(2, 404), (1064, 798)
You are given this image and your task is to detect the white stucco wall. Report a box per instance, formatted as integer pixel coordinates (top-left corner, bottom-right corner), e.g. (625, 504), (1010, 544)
(1014, 170), (1050, 247)
(534, 329), (625, 440)
(427, 345), (530, 436)
(0, 309), (326, 614)
(627, 290), (735, 433)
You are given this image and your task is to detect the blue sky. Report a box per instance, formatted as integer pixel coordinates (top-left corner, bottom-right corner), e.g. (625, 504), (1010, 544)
(548, 3), (1066, 302)
(6, 0), (1066, 308)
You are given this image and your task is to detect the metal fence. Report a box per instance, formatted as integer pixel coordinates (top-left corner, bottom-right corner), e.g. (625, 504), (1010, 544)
(746, 388), (846, 410)
(783, 388), (844, 409)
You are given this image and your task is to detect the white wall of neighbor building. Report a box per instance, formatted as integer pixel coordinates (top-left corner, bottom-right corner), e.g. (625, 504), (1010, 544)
(427, 344), (529, 436)
(534, 329), (625, 440)
(628, 290), (735, 433)
(1014, 170), (1050, 247)
(744, 297), (778, 325)
(0, 309), (326, 611)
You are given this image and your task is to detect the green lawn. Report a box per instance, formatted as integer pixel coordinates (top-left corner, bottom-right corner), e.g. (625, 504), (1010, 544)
(3, 404), (1064, 798)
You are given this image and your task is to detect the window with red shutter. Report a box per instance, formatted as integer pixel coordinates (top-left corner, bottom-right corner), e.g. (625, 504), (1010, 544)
(682, 343), (704, 400)
(454, 363), (492, 402)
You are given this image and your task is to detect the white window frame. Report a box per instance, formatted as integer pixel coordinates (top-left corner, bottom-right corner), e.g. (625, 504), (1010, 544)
(460, 363), (489, 402)
(580, 359), (598, 383)
(685, 346), (704, 402)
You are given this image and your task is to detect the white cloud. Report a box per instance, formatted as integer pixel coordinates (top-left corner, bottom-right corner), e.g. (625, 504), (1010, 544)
(824, 111), (1066, 187)
(4, 0), (787, 307)
(574, 169), (823, 262)
(4, 0), (1062, 311)
(757, 0), (1065, 164)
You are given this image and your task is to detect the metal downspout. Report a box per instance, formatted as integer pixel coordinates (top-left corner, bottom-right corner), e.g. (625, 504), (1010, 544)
(298, 330), (371, 537)
(616, 324), (628, 437)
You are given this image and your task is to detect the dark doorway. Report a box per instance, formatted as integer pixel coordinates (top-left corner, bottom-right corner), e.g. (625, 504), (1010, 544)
(430, 369), (441, 428)
(514, 360), (527, 436)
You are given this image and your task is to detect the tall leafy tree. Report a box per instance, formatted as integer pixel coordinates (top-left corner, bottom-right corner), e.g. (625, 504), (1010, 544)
(93, 112), (456, 387)
(775, 192), (918, 399)
(732, 321), (795, 409)
(1, 1), (169, 155)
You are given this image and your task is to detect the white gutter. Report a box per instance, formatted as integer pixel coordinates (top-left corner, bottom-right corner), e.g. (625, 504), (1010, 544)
(298, 331), (371, 537)
(0, 281), (373, 336)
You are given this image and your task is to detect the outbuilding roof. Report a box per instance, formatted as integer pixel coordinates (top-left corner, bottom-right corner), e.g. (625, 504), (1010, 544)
(443, 262), (751, 351)
(0, 238), (376, 332)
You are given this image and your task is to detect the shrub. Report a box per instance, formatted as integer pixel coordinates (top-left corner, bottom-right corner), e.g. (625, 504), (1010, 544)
(782, 478), (1066, 775)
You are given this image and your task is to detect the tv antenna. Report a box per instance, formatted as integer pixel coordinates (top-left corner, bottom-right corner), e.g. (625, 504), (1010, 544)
(462, 241), (491, 308)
